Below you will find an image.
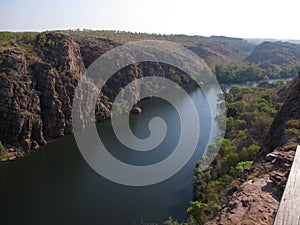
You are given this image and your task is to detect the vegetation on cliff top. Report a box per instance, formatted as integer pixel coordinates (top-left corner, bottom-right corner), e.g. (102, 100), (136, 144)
(67, 29), (300, 80)
(1, 30), (299, 83)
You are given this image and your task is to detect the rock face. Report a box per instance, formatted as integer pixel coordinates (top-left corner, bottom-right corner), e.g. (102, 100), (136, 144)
(206, 148), (296, 225)
(131, 107), (142, 114)
(0, 32), (196, 157)
(35, 32), (85, 74)
(75, 36), (119, 68)
(0, 32), (86, 154)
(264, 76), (300, 151)
(207, 176), (279, 225)
(31, 62), (68, 139)
(0, 43), (27, 75)
(0, 44), (45, 151)
(206, 77), (300, 225)
(33, 32), (86, 138)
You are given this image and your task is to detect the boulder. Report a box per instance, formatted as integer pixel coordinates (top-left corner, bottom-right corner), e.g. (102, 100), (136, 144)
(130, 107), (142, 114)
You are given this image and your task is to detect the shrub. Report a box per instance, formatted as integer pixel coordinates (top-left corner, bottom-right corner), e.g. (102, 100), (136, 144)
(230, 161), (254, 177)
(171, 75), (182, 84)
(240, 144), (260, 161)
(186, 201), (210, 225)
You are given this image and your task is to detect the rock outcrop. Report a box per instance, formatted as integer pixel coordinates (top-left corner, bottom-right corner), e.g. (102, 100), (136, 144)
(263, 76), (300, 151)
(33, 32), (86, 137)
(0, 43), (46, 152)
(75, 36), (119, 68)
(0, 32), (86, 159)
(31, 62), (68, 139)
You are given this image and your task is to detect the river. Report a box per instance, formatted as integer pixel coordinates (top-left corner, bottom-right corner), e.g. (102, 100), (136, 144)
(0, 77), (292, 225)
(225, 78), (293, 92)
(0, 87), (213, 225)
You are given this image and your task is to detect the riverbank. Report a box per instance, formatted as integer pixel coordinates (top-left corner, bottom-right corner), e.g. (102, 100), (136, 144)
(0, 77), (294, 163)
(224, 77), (293, 92)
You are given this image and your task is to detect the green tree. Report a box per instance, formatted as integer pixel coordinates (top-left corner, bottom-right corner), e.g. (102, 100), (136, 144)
(219, 139), (239, 171)
(240, 144), (260, 161)
(165, 217), (185, 225)
(186, 201), (210, 225)
(236, 129), (248, 146)
(230, 161), (254, 177)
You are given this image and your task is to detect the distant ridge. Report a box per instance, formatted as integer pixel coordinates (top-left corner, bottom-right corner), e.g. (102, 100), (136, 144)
(246, 41), (300, 72)
(246, 38), (300, 44)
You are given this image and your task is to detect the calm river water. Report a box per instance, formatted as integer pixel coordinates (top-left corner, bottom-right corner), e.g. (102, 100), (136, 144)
(0, 76), (293, 225)
(0, 87), (212, 225)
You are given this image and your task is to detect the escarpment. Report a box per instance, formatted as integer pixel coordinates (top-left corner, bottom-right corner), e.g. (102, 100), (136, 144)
(0, 32), (197, 159)
(0, 32), (86, 157)
(31, 32), (86, 139)
(0, 44), (46, 152)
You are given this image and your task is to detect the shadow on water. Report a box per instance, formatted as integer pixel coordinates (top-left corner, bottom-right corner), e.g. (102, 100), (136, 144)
(0, 87), (212, 225)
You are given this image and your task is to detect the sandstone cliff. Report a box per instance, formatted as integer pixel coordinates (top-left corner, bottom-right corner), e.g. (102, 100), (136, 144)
(0, 43), (46, 154)
(0, 32), (197, 160)
(0, 32), (86, 160)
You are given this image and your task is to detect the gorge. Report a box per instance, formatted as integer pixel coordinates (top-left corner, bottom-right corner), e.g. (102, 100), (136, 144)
(0, 31), (300, 225)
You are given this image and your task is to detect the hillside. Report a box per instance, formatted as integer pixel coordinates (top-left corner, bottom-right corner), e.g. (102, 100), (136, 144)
(247, 41), (300, 75)
(68, 30), (255, 66)
(69, 30), (300, 80)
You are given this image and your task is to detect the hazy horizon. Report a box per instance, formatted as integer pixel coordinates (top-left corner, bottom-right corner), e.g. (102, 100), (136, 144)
(1, 0), (299, 40)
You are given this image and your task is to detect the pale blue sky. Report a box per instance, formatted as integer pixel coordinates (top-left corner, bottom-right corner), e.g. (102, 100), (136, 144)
(0, 0), (299, 39)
